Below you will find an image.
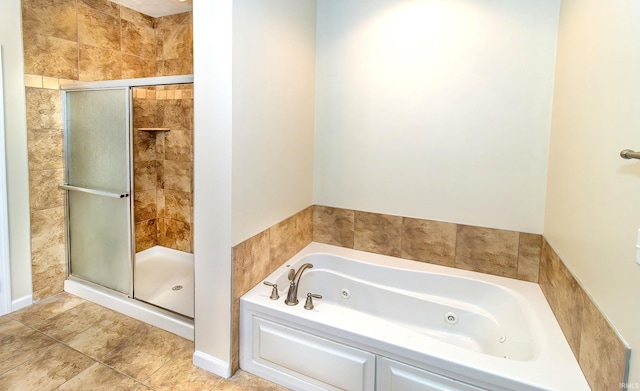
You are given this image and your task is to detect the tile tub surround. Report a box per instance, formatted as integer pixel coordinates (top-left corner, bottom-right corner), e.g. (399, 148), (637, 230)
(22, 0), (193, 299)
(540, 240), (630, 390)
(312, 205), (630, 388)
(133, 85), (194, 253)
(231, 207), (313, 372)
(0, 292), (286, 391)
(313, 205), (542, 282)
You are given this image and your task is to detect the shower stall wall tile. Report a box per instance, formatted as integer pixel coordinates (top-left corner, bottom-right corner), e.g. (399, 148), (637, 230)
(135, 220), (157, 252)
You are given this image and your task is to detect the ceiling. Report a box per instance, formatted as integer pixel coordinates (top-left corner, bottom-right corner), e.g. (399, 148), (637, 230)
(109, 0), (192, 18)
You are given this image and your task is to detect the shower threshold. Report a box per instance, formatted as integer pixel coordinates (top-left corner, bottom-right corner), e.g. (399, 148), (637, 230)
(64, 278), (194, 340)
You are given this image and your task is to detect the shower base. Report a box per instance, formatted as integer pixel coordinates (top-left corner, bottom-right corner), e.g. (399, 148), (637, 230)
(135, 246), (194, 318)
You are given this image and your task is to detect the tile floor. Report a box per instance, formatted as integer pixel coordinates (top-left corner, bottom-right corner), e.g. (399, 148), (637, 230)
(0, 292), (288, 391)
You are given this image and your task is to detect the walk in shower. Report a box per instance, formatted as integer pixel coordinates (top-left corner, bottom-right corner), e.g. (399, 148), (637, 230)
(60, 76), (194, 339)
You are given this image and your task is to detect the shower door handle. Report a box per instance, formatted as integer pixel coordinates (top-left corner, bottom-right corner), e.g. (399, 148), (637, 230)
(59, 184), (129, 199)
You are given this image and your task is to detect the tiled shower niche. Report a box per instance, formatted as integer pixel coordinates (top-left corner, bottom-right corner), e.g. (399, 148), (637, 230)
(132, 84), (194, 254)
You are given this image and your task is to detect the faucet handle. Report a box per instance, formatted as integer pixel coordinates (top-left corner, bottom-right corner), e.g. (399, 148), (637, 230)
(304, 292), (322, 310)
(263, 281), (279, 300)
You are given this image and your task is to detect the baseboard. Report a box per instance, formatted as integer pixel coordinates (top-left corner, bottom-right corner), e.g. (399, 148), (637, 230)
(11, 294), (32, 312)
(193, 350), (231, 378)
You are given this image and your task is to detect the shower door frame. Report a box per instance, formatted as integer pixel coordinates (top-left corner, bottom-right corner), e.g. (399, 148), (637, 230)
(61, 75), (194, 299)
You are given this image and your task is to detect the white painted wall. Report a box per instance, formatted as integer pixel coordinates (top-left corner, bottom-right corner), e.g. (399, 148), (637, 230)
(0, 0), (32, 308)
(193, 0), (316, 374)
(544, 0), (640, 382)
(192, 0), (233, 377)
(313, 0), (560, 234)
(232, 0), (316, 245)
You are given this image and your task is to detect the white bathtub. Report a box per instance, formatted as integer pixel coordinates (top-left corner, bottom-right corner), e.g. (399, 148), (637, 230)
(240, 243), (589, 391)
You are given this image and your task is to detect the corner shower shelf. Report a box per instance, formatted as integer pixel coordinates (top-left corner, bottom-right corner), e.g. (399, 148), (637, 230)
(137, 128), (171, 132)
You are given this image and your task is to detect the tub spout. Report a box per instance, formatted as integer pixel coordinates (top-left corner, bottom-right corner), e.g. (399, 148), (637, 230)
(285, 263), (313, 305)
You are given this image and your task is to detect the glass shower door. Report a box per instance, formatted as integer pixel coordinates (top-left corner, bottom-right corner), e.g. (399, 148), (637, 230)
(61, 88), (133, 295)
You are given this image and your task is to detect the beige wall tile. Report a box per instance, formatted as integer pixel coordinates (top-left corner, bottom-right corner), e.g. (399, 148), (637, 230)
(161, 24), (192, 60)
(539, 240), (586, 358)
(156, 12), (192, 29)
(155, 32), (165, 61)
(133, 129), (157, 162)
(354, 211), (402, 257)
(539, 240), (559, 310)
(539, 240), (629, 387)
(158, 58), (193, 77)
(156, 160), (165, 189)
(122, 54), (158, 79)
(25, 88), (63, 130)
(120, 6), (154, 28)
(134, 160), (157, 192)
(579, 298), (630, 390)
(156, 132), (165, 160)
(32, 261), (66, 300)
(232, 230), (270, 301)
(156, 189), (165, 219)
(30, 207), (66, 299)
(78, 4), (121, 51)
(163, 160), (192, 192)
(79, 45), (122, 81)
(121, 20), (155, 59)
(30, 207), (65, 255)
(134, 190), (156, 223)
(31, 243), (66, 282)
(164, 130), (193, 161)
(269, 215), (299, 267)
(31, 244), (65, 298)
(313, 205), (354, 248)
(517, 233), (542, 282)
(161, 99), (194, 130)
(401, 218), (456, 267)
(133, 98), (159, 129)
(27, 129), (64, 171)
(23, 33), (78, 79)
(29, 169), (65, 211)
(455, 225), (519, 278)
(164, 190), (191, 223)
(22, 0), (77, 42)
(79, 0), (120, 18)
(296, 206), (313, 251)
(135, 220), (156, 252)
(158, 219), (191, 252)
